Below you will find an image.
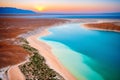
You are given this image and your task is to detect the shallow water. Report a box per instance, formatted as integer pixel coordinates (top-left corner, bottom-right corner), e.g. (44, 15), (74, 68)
(39, 23), (120, 80)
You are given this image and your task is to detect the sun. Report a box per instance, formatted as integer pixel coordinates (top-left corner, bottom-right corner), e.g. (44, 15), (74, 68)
(35, 6), (45, 12)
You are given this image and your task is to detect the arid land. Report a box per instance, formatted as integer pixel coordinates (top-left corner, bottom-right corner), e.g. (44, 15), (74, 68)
(0, 18), (69, 80)
(0, 18), (67, 68)
(0, 17), (120, 80)
(84, 21), (120, 32)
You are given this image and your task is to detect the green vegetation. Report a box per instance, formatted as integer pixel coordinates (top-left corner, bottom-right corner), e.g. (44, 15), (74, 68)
(19, 38), (64, 80)
(22, 44), (38, 54)
(19, 38), (29, 44)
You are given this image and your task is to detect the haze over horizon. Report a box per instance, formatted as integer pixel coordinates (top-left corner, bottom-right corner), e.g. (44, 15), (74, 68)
(0, 0), (120, 13)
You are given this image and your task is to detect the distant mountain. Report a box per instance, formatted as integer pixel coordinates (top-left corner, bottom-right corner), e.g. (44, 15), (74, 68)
(0, 7), (36, 14)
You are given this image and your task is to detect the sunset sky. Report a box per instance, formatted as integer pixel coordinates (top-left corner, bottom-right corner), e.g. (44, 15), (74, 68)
(0, 0), (120, 13)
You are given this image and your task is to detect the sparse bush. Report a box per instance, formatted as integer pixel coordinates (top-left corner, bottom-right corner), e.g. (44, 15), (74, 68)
(19, 38), (29, 44)
(19, 38), (64, 80)
(22, 44), (38, 54)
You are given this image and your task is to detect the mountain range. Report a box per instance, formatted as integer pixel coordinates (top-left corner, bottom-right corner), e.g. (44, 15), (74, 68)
(0, 7), (36, 14)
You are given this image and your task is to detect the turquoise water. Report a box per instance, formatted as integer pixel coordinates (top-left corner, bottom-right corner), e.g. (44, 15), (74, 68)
(39, 23), (120, 80)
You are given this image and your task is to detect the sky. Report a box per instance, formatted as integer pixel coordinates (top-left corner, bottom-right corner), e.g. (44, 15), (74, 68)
(0, 0), (120, 13)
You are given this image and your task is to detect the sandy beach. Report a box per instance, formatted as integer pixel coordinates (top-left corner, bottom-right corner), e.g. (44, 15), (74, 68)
(0, 18), (70, 80)
(26, 28), (76, 80)
(8, 65), (25, 80)
(7, 59), (29, 80)
(4, 18), (76, 80)
(6, 27), (77, 80)
(0, 18), (67, 69)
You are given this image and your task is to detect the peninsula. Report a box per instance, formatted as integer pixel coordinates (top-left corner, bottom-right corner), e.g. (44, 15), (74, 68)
(84, 21), (120, 32)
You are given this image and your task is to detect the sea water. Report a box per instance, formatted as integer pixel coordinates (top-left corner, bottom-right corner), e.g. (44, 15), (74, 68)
(39, 23), (120, 80)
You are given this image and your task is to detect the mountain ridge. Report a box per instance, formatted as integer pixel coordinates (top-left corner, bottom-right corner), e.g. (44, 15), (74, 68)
(0, 7), (36, 14)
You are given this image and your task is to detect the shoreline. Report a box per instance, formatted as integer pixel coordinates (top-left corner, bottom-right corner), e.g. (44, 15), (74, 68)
(26, 28), (76, 80)
(8, 22), (76, 80)
(4, 19), (120, 80)
(3, 18), (71, 80)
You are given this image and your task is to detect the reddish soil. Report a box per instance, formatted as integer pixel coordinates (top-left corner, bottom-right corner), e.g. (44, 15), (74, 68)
(0, 18), (67, 68)
(84, 22), (120, 31)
